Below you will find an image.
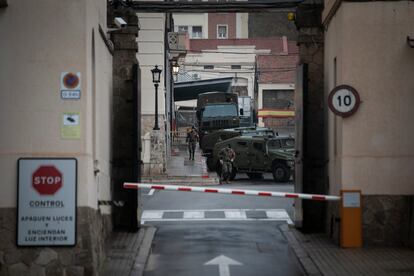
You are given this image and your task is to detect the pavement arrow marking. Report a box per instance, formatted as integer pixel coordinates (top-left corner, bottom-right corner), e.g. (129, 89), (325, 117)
(204, 255), (242, 276)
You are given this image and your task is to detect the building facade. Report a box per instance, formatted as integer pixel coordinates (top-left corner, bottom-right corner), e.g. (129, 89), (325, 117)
(0, 0), (114, 274)
(323, 0), (414, 247)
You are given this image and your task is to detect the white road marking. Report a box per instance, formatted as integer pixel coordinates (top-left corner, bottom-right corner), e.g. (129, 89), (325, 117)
(205, 255), (242, 276)
(266, 210), (293, 225)
(140, 209), (292, 224)
(183, 211), (204, 219)
(224, 210), (247, 219)
(148, 189), (155, 196)
(141, 210), (163, 220)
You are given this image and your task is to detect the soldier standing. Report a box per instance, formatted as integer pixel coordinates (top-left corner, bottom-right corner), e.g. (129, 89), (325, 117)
(186, 126), (199, 160)
(218, 144), (236, 184)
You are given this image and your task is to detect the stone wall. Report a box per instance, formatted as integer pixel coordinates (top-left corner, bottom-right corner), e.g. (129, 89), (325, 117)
(0, 207), (111, 276)
(326, 196), (414, 248)
(363, 195), (413, 247)
(297, 27), (327, 233)
(141, 114), (167, 177)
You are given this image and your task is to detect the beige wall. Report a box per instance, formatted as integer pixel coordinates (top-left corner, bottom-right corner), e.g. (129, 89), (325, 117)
(137, 13), (166, 119)
(324, 1), (414, 195)
(0, 0), (112, 208)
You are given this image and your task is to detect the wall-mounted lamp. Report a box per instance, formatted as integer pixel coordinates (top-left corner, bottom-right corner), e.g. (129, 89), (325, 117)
(407, 36), (414, 48)
(172, 61), (180, 75)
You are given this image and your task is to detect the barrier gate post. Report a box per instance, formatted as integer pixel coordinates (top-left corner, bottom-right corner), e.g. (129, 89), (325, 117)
(340, 190), (362, 248)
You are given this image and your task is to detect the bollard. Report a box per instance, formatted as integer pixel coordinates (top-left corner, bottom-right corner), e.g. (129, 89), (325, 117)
(340, 190), (362, 248)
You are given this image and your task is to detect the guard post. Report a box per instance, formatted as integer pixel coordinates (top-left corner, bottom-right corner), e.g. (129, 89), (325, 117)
(340, 190), (362, 248)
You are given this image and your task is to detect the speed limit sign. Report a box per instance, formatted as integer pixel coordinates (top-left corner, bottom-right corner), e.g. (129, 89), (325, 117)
(328, 85), (360, 117)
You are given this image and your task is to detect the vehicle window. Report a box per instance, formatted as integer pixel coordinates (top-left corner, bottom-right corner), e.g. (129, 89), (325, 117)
(253, 142), (264, 152)
(237, 141), (248, 147)
(281, 138), (295, 148)
(202, 104), (238, 118)
(267, 140), (281, 149)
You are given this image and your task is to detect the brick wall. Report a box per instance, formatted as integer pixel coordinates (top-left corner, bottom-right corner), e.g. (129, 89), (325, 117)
(249, 12), (298, 40)
(208, 13), (236, 39)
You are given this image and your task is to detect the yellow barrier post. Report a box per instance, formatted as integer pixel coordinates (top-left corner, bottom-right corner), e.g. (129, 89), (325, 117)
(340, 190), (362, 248)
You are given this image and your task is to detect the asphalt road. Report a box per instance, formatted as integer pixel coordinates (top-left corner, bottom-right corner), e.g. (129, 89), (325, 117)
(141, 176), (304, 276)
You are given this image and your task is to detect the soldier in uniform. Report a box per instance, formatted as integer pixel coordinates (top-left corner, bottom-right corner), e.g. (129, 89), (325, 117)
(186, 126), (199, 160)
(218, 144), (236, 184)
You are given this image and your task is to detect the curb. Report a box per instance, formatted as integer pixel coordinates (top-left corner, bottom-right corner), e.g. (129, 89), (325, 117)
(279, 224), (323, 276)
(130, 226), (157, 276)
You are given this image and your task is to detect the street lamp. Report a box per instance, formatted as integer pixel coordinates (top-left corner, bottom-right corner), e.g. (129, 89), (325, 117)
(172, 61), (180, 75)
(151, 65), (162, 130)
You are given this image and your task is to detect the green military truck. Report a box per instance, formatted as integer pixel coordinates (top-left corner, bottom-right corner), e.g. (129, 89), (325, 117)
(196, 92), (240, 144)
(201, 126), (275, 171)
(212, 136), (295, 182)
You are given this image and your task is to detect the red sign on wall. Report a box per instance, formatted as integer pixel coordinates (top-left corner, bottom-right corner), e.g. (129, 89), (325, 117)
(32, 166), (63, 195)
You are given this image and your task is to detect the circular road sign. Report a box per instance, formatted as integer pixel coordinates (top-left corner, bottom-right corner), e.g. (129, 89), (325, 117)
(32, 166), (63, 195)
(62, 72), (80, 89)
(328, 85), (360, 117)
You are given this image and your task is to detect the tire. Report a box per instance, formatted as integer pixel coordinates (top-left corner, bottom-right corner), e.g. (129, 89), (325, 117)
(206, 157), (215, 172)
(272, 163), (290, 183)
(246, 172), (263, 179)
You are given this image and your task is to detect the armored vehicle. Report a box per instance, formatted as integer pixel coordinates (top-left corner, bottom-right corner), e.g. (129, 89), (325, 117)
(212, 136), (295, 182)
(201, 126), (275, 170)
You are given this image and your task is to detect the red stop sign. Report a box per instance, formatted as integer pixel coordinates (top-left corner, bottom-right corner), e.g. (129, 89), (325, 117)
(32, 166), (63, 195)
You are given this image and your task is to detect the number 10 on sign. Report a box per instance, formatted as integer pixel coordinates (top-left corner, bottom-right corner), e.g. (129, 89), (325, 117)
(328, 85), (360, 117)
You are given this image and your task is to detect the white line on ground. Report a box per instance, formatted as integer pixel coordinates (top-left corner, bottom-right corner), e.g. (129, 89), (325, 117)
(148, 189), (155, 196)
(140, 209), (293, 225)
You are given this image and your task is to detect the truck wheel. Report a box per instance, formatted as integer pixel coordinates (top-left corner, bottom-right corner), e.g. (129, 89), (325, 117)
(206, 157), (215, 171)
(246, 173), (263, 179)
(272, 163), (290, 183)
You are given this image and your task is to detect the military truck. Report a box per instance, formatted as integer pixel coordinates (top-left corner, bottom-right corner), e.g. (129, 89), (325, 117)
(196, 92), (239, 144)
(201, 126), (275, 171)
(212, 136), (295, 182)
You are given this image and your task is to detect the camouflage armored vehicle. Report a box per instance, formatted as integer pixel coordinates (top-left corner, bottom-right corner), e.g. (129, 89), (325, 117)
(212, 136), (295, 182)
(201, 126), (275, 170)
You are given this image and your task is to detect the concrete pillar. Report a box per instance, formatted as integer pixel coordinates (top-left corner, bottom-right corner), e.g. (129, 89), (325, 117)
(296, 3), (329, 233)
(108, 7), (140, 231)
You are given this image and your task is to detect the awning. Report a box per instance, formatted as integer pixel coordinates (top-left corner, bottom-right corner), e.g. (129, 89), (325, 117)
(258, 109), (295, 118)
(174, 77), (233, 101)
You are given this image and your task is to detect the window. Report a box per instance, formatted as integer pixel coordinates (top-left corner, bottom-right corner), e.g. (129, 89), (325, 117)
(231, 65), (241, 69)
(237, 141), (248, 147)
(192, 26), (202, 38)
(253, 142), (264, 152)
(217, 25), (228, 39)
(204, 65), (214, 70)
(177, 25), (188, 33)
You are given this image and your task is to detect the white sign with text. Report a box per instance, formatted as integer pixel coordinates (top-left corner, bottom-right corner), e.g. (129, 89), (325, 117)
(17, 158), (77, 246)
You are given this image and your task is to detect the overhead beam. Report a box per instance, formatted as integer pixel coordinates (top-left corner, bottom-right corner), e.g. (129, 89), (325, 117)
(127, 0), (302, 13)
(0, 0), (8, 8)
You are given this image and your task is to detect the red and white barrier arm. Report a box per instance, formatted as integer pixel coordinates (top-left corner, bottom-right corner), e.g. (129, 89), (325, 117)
(123, 183), (341, 201)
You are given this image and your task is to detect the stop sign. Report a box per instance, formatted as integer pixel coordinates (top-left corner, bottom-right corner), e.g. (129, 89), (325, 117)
(32, 166), (63, 195)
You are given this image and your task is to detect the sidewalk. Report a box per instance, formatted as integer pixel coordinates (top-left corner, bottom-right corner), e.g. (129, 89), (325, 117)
(280, 224), (414, 276)
(142, 143), (219, 185)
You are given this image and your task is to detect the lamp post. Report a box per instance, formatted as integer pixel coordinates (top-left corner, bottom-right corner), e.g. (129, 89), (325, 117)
(151, 65), (162, 130)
